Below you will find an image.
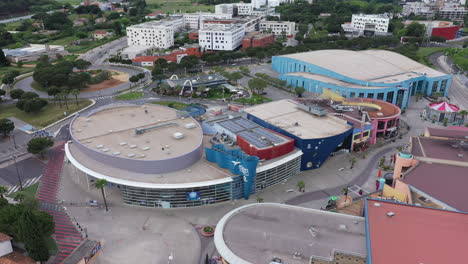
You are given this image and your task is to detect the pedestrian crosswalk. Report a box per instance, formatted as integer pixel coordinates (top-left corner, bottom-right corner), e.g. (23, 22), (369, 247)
(94, 95), (114, 101)
(6, 176), (42, 195)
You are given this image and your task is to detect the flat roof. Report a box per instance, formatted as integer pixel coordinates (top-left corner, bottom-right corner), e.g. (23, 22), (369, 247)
(402, 162), (468, 211)
(426, 127), (468, 140)
(216, 117), (293, 149)
(284, 72), (387, 89)
(366, 199), (468, 264)
(67, 136), (233, 188)
(410, 136), (468, 163)
(215, 203), (367, 264)
(244, 100), (352, 139)
(70, 104), (203, 161)
(278, 50), (446, 81)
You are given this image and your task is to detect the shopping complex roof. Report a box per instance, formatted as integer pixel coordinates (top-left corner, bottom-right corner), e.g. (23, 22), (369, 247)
(410, 136), (468, 163)
(216, 117), (293, 149)
(214, 203), (367, 264)
(402, 162), (468, 211)
(70, 104), (203, 161)
(278, 49), (447, 82)
(425, 127), (468, 140)
(244, 99), (352, 139)
(365, 199), (468, 264)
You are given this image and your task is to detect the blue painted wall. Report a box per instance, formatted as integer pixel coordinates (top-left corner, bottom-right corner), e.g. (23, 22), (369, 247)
(247, 113), (353, 170)
(272, 56), (452, 109)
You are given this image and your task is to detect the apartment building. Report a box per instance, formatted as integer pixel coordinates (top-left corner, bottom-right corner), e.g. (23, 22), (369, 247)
(259, 21), (296, 36)
(199, 24), (245, 51)
(215, 4), (234, 15)
(350, 14), (390, 33)
(438, 4), (467, 21)
(236, 3), (254, 15)
(182, 12), (233, 30)
(126, 17), (184, 49)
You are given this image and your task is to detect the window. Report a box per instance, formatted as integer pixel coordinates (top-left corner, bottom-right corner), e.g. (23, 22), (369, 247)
(363, 131), (370, 137)
(432, 81), (439, 93)
(440, 79), (448, 94)
(353, 134), (360, 141)
(377, 93), (384, 100)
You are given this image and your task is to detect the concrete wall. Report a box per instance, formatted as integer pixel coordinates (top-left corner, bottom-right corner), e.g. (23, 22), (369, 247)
(0, 240), (13, 257)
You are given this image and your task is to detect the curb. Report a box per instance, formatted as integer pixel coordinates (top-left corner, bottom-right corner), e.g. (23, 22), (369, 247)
(42, 99), (96, 131)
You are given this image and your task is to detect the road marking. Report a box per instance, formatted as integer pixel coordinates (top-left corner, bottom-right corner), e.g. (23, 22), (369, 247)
(5, 175), (42, 195)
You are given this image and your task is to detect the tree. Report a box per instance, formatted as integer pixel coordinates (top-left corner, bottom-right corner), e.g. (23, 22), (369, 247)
(21, 92), (39, 100)
(71, 89), (80, 105)
(297, 180), (305, 192)
(0, 118), (14, 137)
(129, 7), (138, 16)
(0, 186), (7, 199)
(9, 89), (24, 99)
(295, 86), (306, 97)
(239, 66), (250, 75)
(248, 78), (267, 95)
(155, 58), (168, 68)
(0, 49), (9, 67)
(74, 59), (92, 72)
(27, 137), (54, 158)
(18, 209), (50, 261)
(137, 72), (145, 80)
(350, 157), (356, 169)
(406, 22), (425, 37)
(2, 71), (19, 85)
(458, 110), (467, 124)
(229, 71), (243, 85)
(95, 179), (109, 212)
(16, 98), (47, 113)
(129, 75), (140, 84)
(47, 86), (61, 104)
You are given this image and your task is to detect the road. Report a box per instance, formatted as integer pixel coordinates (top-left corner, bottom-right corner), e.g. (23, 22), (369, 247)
(429, 52), (468, 109)
(0, 10), (55, 24)
(78, 37), (128, 65)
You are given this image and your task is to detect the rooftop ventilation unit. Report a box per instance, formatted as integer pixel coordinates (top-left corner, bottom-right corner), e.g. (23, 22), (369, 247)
(387, 212), (395, 217)
(173, 132), (184, 139)
(142, 146), (150, 151)
(113, 152), (121, 155)
(130, 144), (137, 148)
(96, 144), (104, 148)
(86, 140), (92, 143)
(120, 142), (127, 146)
(374, 202), (381, 207)
(128, 153), (135, 158)
(338, 224), (347, 230)
(139, 154), (146, 158)
(297, 104), (328, 116)
(185, 123), (196, 129)
(102, 148), (110, 152)
(86, 118), (91, 122)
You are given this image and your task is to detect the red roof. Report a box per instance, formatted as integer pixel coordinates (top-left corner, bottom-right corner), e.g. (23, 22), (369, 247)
(146, 11), (163, 16)
(94, 31), (109, 35)
(0, 232), (12, 242)
(366, 199), (468, 264)
(132, 56), (158, 62)
(428, 101), (460, 112)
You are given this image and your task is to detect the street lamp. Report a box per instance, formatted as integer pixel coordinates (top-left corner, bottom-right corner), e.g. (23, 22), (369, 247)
(11, 155), (23, 190)
(11, 132), (17, 149)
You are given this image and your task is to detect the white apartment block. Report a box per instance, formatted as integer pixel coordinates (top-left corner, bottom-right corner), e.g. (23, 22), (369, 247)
(126, 17), (184, 49)
(438, 4), (467, 21)
(252, 0), (302, 8)
(182, 12), (233, 30)
(351, 14), (390, 33)
(237, 3), (254, 15)
(215, 4), (234, 15)
(259, 21), (296, 36)
(402, 2), (435, 18)
(199, 24), (245, 51)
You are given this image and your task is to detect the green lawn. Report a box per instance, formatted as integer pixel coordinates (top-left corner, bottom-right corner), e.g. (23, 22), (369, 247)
(0, 66), (34, 79)
(0, 99), (92, 128)
(151, 101), (189, 110)
(234, 94), (272, 105)
(417, 47), (446, 66)
(66, 36), (119, 54)
(47, 35), (80, 46)
(7, 183), (39, 200)
(147, 0), (214, 13)
(116, 91), (144, 100)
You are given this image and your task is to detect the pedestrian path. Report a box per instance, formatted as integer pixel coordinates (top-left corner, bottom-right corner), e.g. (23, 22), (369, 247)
(94, 95), (113, 101)
(36, 143), (83, 264)
(6, 175), (42, 195)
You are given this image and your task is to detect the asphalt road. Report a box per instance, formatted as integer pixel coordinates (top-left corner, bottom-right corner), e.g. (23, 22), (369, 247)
(0, 157), (45, 186)
(429, 52), (468, 109)
(0, 10), (55, 24)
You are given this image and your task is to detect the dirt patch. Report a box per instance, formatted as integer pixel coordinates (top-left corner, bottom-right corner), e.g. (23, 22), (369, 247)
(110, 70), (129, 82)
(81, 78), (125, 92)
(80, 70), (129, 92)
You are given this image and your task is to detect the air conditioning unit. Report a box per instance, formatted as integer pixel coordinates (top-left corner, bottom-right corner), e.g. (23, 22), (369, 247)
(173, 132), (184, 139)
(185, 123), (196, 129)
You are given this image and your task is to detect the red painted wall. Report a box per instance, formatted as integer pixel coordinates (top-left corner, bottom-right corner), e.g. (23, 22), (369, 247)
(432, 25), (461, 40)
(132, 47), (203, 64)
(242, 34), (275, 51)
(236, 131), (295, 160)
(189, 32), (199, 40)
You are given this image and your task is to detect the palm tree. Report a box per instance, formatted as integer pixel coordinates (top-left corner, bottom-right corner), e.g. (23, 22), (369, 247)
(458, 110), (467, 125)
(350, 157), (357, 169)
(71, 89), (80, 105)
(342, 186), (349, 197)
(0, 185), (7, 199)
(256, 196), (264, 203)
(95, 179), (108, 212)
(297, 181), (305, 192)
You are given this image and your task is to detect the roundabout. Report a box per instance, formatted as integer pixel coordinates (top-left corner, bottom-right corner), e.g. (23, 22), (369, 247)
(12, 64), (149, 99)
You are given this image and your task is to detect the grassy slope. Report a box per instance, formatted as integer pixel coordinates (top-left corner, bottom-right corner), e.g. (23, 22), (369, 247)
(0, 99), (92, 128)
(151, 101), (189, 110)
